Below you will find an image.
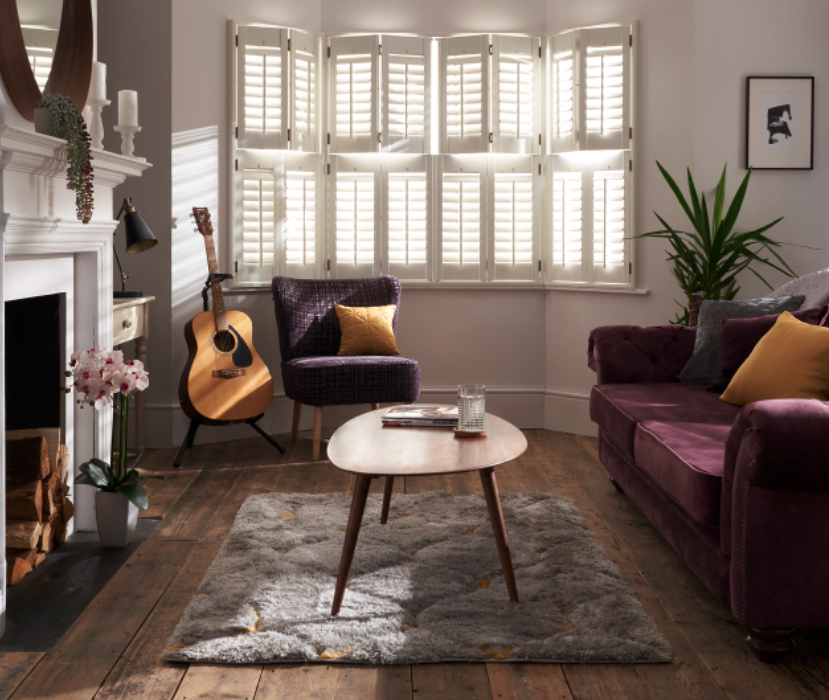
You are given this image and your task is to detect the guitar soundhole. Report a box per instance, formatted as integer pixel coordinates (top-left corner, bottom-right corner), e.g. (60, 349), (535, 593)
(213, 330), (237, 353)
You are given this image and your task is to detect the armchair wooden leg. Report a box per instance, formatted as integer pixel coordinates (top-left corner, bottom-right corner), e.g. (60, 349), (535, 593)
(312, 406), (324, 461)
(371, 403), (380, 411)
(291, 401), (302, 442)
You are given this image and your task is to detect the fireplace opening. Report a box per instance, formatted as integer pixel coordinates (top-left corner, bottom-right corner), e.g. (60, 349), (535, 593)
(5, 293), (64, 432)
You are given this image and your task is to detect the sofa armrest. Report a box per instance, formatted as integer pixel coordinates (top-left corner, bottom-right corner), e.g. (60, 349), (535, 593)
(587, 324), (696, 384)
(722, 399), (829, 629)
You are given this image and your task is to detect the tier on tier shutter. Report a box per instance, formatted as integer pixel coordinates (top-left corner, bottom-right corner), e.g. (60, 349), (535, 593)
(578, 25), (632, 151)
(439, 35), (489, 153)
(548, 30), (577, 153)
(492, 35), (540, 154)
(330, 35), (380, 153)
(237, 26), (288, 149)
(489, 156), (540, 281)
(289, 29), (319, 152)
(283, 156), (321, 278)
(549, 155), (585, 282)
(330, 156), (381, 277)
(439, 156), (485, 281)
(381, 35), (431, 154)
(237, 168), (276, 283)
(383, 155), (431, 280)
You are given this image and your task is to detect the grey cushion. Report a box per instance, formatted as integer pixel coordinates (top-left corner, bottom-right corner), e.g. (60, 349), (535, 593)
(679, 295), (805, 384)
(768, 269), (829, 309)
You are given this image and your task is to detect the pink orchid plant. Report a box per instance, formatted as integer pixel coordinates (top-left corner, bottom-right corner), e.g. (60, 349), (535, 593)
(68, 348), (160, 510)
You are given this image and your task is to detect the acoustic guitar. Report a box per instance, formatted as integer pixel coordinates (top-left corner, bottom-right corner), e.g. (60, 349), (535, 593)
(179, 207), (273, 424)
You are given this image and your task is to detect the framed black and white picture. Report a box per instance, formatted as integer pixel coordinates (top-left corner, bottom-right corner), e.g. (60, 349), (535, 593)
(746, 76), (814, 170)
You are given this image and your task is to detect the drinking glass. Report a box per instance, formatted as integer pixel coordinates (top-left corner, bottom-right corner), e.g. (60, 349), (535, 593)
(457, 384), (486, 432)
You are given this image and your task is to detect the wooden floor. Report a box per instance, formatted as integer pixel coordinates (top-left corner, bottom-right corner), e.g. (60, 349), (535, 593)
(2, 429), (829, 700)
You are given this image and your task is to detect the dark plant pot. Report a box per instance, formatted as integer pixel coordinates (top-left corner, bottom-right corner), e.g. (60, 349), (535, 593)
(33, 108), (67, 139)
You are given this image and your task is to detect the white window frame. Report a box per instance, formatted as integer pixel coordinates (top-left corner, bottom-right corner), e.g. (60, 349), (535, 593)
(329, 35), (380, 154)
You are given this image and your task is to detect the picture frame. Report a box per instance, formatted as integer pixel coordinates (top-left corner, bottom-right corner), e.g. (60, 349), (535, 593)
(746, 76), (814, 170)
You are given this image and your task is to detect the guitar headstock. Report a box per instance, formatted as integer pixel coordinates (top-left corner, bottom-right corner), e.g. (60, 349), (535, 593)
(191, 207), (213, 237)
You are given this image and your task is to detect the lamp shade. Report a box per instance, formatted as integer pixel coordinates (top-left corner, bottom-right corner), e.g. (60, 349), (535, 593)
(123, 205), (158, 254)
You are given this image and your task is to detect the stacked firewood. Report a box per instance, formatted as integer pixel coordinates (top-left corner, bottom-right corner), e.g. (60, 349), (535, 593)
(6, 430), (74, 585)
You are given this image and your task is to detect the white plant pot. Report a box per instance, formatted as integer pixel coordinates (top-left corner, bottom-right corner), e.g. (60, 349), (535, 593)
(95, 491), (138, 548)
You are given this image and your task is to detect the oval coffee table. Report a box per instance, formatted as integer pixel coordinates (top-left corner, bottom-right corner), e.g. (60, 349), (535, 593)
(327, 407), (528, 616)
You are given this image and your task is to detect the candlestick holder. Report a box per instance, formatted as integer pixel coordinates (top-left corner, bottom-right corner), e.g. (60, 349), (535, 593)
(88, 98), (111, 150)
(113, 125), (141, 157)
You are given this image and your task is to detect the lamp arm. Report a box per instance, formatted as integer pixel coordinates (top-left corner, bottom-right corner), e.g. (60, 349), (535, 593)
(112, 244), (127, 294)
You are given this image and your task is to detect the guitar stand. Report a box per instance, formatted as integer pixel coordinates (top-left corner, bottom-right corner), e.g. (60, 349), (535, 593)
(174, 270), (286, 468)
(174, 414), (286, 468)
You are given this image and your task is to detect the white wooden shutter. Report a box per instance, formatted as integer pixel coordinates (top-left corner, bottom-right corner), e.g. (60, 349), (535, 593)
(237, 26), (288, 149)
(383, 155), (431, 280)
(492, 35), (539, 154)
(489, 157), (540, 281)
(548, 30), (577, 153)
(330, 35), (380, 153)
(439, 156), (485, 281)
(381, 35), (430, 154)
(21, 28), (56, 91)
(330, 156), (381, 277)
(283, 156), (320, 278)
(237, 168), (277, 283)
(289, 29), (318, 152)
(549, 155), (585, 283)
(579, 25), (631, 151)
(440, 35), (489, 153)
(592, 153), (631, 285)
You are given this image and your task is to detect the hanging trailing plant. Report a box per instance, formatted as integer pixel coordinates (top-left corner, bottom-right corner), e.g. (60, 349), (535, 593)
(37, 94), (94, 224)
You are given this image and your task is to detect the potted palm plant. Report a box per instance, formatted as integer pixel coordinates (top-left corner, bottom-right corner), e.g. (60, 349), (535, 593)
(68, 349), (162, 547)
(638, 162), (797, 325)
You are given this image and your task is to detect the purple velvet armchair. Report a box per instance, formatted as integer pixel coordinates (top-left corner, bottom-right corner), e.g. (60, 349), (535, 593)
(588, 323), (829, 664)
(272, 276), (420, 459)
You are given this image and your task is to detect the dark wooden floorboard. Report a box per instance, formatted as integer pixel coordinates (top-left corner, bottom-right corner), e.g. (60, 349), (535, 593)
(3, 429), (827, 700)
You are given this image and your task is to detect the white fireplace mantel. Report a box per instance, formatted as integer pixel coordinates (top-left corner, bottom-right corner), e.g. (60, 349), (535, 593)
(0, 124), (152, 636)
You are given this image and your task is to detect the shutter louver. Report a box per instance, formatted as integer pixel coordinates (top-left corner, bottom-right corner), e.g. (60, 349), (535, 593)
(238, 169), (276, 282)
(290, 30), (318, 152)
(441, 36), (489, 153)
(285, 170), (316, 269)
(593, 169), (626, 270)
(237, 26), (288, 149)
(382, 36), (430, 153)
(492, 36), (539, 154)
(551, 168), (584, 281)
(579, 25), (631, 151)
(387, 171), (428, 279)
(330, 35), (380, 153)
(21, 28), (56, 91)
(442, 175), (481, 266)
(493, 172), (534, 279)
(334, 165), (377, 276)
(549, 31), (576, 153)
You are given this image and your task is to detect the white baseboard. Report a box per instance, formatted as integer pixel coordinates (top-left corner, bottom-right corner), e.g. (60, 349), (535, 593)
(145, 384), (595, 449)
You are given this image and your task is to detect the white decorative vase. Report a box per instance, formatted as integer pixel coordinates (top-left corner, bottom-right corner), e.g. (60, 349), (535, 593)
(95, 491), (138, 548)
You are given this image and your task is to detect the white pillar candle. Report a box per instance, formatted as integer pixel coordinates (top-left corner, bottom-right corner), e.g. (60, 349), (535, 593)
(118, 90), (139, 127)
(89, 61), (107, 101)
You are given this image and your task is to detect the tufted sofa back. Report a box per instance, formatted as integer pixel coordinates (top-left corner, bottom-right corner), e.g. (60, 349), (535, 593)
(271, 276), (402, 362)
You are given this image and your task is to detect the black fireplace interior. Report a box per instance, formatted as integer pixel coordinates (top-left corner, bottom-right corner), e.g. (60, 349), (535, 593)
(5, 293), (64, 431)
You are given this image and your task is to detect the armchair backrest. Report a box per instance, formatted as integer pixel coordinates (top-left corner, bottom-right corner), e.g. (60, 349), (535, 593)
(271, 276), (402, 362)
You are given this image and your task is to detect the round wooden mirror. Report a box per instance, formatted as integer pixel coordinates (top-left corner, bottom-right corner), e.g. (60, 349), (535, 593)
(0, 0), (93, 121)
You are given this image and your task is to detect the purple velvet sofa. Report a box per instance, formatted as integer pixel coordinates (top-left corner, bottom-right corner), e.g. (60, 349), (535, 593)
(588, 323), (829, 663)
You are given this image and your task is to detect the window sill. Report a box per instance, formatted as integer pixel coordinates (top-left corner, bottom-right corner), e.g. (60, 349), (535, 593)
(225, 281), (649, 295)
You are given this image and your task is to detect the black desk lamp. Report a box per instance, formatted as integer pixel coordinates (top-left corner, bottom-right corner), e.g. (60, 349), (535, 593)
(114, 197), (158, 299)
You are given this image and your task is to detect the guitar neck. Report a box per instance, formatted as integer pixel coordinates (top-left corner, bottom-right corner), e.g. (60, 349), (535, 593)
(203, 234), (228, 331)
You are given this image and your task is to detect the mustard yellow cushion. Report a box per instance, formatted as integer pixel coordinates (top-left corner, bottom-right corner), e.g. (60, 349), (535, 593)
(335, 304), (401, 356)
(720, 311), (829, 406)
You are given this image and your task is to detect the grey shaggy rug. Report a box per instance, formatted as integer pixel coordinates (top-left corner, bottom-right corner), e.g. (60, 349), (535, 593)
(164, 491), (671, 665)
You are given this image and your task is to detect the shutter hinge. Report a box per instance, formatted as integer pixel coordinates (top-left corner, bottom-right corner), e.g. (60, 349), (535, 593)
(489, 132), (493, 144)
(327, 45), (331, 58)
(538, 133), (542, 146)
(378, 132), (382, 143)
(327, 163), (330, 175)
(629, 262), (633, 275)
(235, 260), (239, 273)
(539, 45), (542, 58)
(327, 259), (331, 272)
(287, 38), (291, 51)
(538, 260), (542, 273)
(327, 132), (331, 145)
(629, 160), (633, 172)
(287, 128), (291, 142)
(235, 125), (238, 139)
(235, 35), (238, 47)
(235, 158), (238, 171)
(489, 44), (493, 55)
(629, 34), (633, 47)
(629, 127), (633, 140)
(379, 44), (382, 54)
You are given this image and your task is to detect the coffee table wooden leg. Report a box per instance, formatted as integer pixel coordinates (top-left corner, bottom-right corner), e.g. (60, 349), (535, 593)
(479, 467), (519, 603)
(381, 476), (394, 524)
(331, 474), (372, 616)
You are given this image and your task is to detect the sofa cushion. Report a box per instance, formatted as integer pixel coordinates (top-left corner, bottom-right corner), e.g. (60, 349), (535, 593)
(282, 355), (420, 406)
(590, 383), (740, 461)
(635, 421), (731, 528)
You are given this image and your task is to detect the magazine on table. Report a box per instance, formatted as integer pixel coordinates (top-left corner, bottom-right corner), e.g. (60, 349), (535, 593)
(381, 405), (459, 427)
